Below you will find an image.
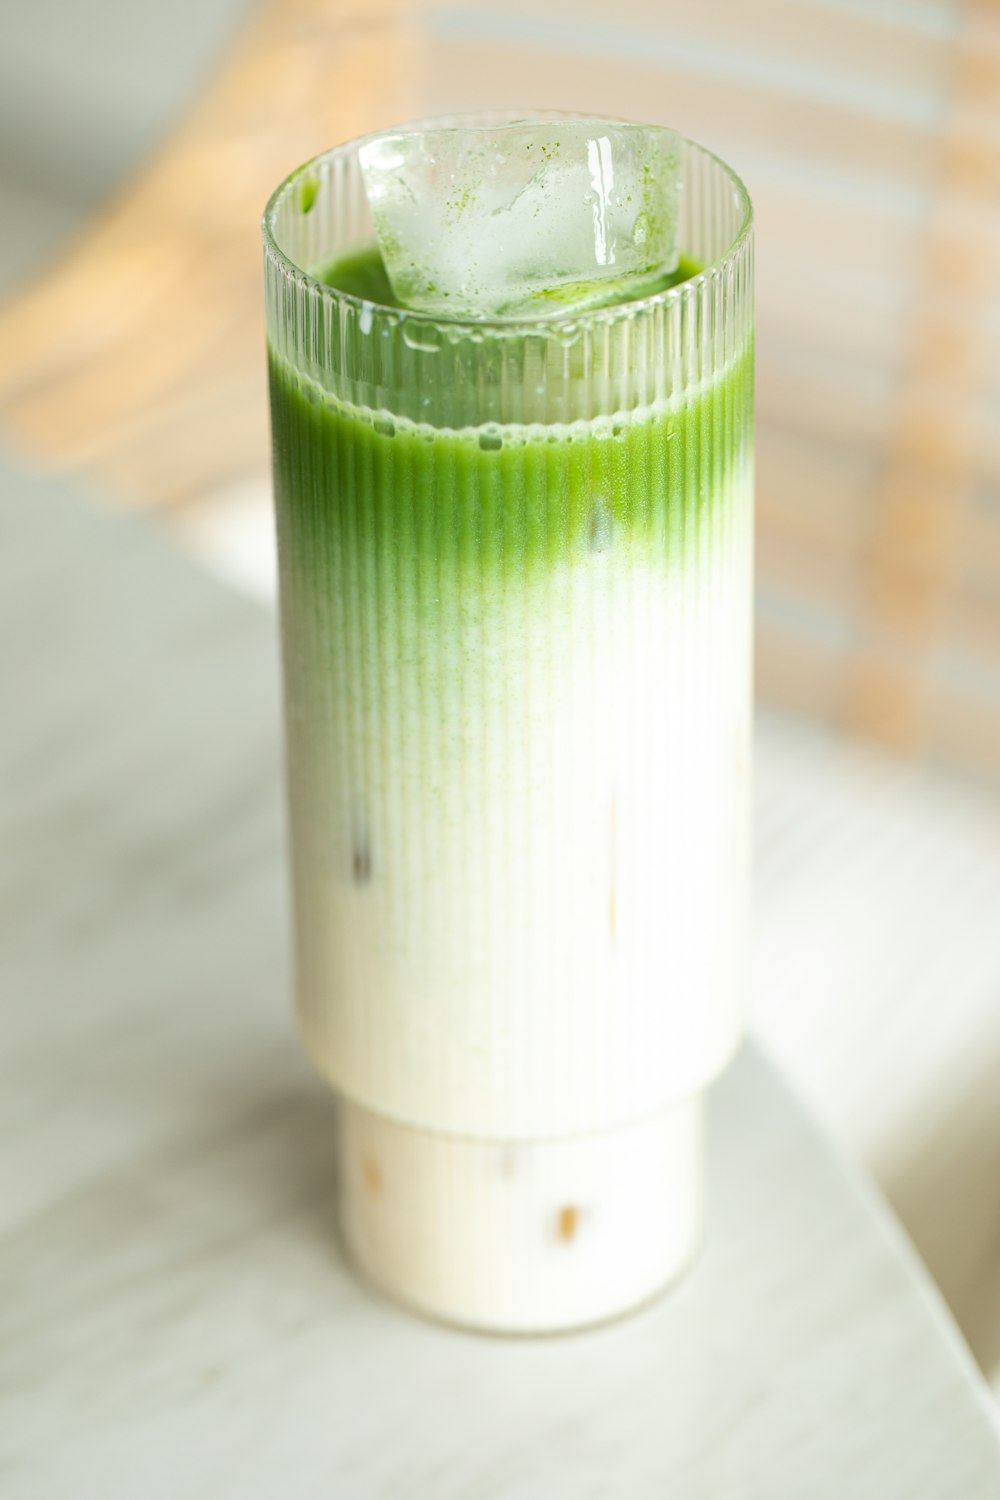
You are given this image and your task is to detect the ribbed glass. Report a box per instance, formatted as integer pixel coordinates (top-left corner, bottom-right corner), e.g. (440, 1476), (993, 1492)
(264, 117), (753, 1141)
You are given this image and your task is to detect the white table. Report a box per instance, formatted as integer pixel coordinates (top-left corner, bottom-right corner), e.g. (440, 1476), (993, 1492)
(3, 464), (1000, 1499)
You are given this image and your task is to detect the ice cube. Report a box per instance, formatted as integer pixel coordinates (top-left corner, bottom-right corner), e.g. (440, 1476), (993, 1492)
(358, 120), (681, 320)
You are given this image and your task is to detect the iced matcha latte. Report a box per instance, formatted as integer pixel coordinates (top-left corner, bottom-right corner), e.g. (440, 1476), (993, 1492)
(263, 117), (753, 1332)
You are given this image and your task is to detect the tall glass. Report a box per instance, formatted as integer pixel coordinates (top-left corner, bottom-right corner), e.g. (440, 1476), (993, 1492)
(263, 116), (753, 1333)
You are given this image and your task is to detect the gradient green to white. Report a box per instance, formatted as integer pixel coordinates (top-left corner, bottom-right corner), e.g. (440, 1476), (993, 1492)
(264, 120), (753, 1331)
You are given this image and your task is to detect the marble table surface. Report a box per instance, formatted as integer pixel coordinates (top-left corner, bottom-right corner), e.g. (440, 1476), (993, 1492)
(3, 463), (1000, 1499)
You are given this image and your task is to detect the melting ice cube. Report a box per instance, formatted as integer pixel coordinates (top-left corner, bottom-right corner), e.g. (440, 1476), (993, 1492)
(359, 120), (681, 320)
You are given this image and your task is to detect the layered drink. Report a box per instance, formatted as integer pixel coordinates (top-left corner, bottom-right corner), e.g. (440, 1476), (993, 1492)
(264, 118), (754, 1332)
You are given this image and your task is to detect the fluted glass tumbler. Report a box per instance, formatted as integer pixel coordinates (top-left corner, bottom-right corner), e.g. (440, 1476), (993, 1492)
(263, 117), (754, 1333)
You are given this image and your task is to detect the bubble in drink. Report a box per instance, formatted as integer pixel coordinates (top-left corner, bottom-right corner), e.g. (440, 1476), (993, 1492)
(358, 120), (681, 320)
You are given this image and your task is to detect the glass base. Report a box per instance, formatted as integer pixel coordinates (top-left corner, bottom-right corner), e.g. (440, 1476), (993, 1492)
(336, 1093), (704, 1334)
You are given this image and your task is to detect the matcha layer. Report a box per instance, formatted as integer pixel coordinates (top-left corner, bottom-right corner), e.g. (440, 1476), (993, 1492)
(271, 251), (751, 583)
(270, 245), (754, 1138)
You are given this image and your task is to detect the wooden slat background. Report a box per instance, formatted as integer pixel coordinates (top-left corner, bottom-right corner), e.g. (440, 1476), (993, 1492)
(0, 0), (420, 498)
(2, 0), (999, 780)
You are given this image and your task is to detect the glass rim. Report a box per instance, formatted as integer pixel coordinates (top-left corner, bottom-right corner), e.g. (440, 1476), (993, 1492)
(262, 111), (753, 337)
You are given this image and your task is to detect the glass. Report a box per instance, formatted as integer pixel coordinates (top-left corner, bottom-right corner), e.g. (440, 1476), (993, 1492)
(263, 115), (753, 1333)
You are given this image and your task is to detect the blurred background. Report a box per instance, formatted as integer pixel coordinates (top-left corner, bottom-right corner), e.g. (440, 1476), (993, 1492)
(2, 0), (999, 1393)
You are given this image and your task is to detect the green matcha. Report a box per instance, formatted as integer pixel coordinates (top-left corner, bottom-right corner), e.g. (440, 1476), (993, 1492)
(270, 247), (751, 590)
